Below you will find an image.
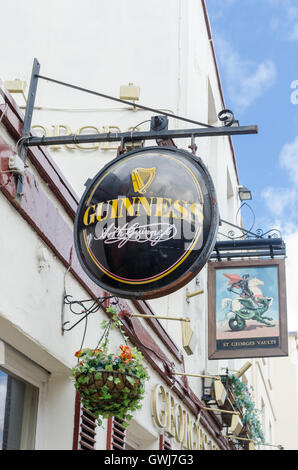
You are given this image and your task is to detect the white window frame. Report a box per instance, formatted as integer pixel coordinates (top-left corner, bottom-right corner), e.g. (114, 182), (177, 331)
(0, 340), (49, 449)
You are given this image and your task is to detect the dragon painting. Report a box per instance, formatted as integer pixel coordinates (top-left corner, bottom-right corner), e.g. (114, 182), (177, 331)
(221, 273), (275, 331)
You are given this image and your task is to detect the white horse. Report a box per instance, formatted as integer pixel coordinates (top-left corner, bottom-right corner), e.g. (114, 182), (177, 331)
(221, 277), (272, 315)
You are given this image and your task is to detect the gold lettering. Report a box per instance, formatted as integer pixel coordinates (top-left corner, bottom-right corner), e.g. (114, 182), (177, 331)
(152, 383), (219, 450)
(165, 392), (176, 437)
(75, 126), (101, 150)
(83, 197), (203, 225)
(182, 409), (192, 449)
(189, 203), (204, 223)
(101, 126), (121, 151)
(83, 205), (96, 225)
(32, 125), (50, 138)
(174, 403), (184, 443)
(118, 197), (137, 218)
(135, 197), (154, 217)
(192, 421), (199, 450)
(96, 202), (108, 222)
(109, 199), (119, 219)
(161, 198), (174, 218)
(52, 125), (76, 150)
(154, 197), (164, 217)
(173, 199), (189, 220)
(152, 384), (167, 429)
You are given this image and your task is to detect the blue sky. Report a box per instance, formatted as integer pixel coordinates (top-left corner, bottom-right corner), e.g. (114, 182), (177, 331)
(207, 0), (298, 231)
(206, 0), (298, 330)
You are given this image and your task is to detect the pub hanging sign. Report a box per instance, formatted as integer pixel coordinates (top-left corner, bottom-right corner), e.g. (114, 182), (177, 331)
(208, 259), (288, 359)
(74, 146), (219, 299)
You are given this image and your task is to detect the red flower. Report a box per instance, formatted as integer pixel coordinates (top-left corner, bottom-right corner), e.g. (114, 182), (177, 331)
(74, 348), (89, 358)
(91, 349), (102, 356)
(119, 345), (132, 363)
(74, 348), (102, 358)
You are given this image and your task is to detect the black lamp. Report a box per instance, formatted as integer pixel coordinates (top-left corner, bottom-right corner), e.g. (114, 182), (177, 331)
(238, 185), (252, 201)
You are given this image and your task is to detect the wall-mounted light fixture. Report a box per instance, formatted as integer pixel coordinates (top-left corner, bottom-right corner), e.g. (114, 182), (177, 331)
(120, 82), (140, 101)
(235, 361), (252, 378)
(186, 288), (204, 303)
(4, 78), (27, 104)
(181, 321), (198, 355)
(238, 185), (252, 201)
(230, 413), (243, 435)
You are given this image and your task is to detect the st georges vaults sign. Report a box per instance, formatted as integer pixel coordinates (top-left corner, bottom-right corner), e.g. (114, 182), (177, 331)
(74, 146), (219, 299)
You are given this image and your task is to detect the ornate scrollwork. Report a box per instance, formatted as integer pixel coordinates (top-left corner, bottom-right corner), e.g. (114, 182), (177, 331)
(219, 203), (282, 241)
(62, 294), (118, 332)
(218, 109), (236, 127)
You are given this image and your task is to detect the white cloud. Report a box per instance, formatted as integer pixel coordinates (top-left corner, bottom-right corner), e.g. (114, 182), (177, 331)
(215, 37), (276, 113)
(280, 137), (298, 184)
(261, 135), (298, 331)
(262, 136), (298, 219)
(284, 230), (298, 331)
(264, 0), (298, 41)
(288, 22), (298, 41)
(262, 187), (297, 219)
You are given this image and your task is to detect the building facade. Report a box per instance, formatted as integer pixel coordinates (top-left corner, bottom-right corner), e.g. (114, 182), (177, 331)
(0, 0), (288, 450)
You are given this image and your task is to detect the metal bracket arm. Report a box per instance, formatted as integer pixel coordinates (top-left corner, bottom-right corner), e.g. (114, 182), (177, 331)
(23, 124), (258, 148)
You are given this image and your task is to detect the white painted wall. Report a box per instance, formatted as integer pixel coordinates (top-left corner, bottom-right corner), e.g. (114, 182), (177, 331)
(0, 0), (255, 450)
(270, 333), (298, 450)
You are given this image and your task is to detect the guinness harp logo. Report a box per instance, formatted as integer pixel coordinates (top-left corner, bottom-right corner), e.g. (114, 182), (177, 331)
(131, 167), (156, 194)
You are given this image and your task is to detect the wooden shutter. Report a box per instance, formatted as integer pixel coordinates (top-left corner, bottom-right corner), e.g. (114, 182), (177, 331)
(106, 417), (127, 450)
(79, 406), (97, 450)
(159, 434), (172, 450)
(73, 393), (97, 450)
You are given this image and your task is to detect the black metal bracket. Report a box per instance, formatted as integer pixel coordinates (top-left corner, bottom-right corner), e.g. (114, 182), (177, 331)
(16, 58), (258, 199)
(24, 123), (258, 148)
(211, 219), (286, 261)
(61, 294), (118, 333)
(16, 58), (40, 200)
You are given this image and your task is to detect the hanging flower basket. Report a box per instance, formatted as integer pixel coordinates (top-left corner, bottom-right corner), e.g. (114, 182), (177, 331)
(71, 307), (149, 427)
(220, 374), (265, 445)
(76, 370), (141, 409)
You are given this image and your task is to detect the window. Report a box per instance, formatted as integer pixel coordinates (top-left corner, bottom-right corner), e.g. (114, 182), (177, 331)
(0, 340), (48, 450)
(0, 368), (39, 449)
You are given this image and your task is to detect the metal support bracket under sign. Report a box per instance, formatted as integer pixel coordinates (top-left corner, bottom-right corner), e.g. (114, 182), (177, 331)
(16, 58), (40, 200)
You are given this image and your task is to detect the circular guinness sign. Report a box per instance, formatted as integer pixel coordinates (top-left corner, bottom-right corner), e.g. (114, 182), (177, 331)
(74, 146), (219, 299)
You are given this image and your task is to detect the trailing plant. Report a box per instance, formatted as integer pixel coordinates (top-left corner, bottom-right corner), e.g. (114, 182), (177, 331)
(71, 306), (149, 427)
(228, 375), (265, 445)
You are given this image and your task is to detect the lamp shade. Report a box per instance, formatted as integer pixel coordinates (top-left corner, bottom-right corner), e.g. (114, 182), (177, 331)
(214, 380), (227, 407)
(239, 185), (252, 201)
(231, 414), (243, 436)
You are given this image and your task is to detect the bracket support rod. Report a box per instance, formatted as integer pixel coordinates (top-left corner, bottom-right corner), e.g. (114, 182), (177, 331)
(172, 371), (221, 381)
(23, 125), (258, 148)
(127, 313), (190, 322)
(16, 58), (40, 199)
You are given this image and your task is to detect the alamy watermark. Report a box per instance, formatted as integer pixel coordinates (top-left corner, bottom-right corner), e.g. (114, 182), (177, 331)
(290, 80), (298, 104)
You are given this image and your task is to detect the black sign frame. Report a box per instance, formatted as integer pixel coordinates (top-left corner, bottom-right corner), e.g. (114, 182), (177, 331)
(74, 146), (219, 300)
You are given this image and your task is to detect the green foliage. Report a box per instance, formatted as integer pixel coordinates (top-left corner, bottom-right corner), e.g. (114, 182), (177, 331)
(228, 375), (265, 445)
